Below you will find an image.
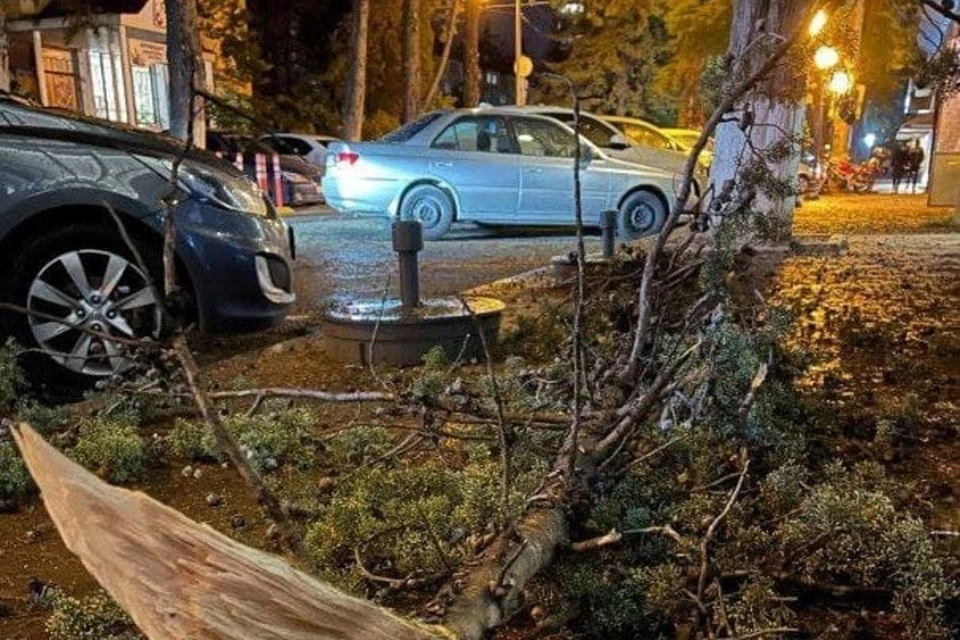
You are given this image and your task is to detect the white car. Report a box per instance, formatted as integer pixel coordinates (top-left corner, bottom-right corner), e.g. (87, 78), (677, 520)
(324, 108), (694, 241)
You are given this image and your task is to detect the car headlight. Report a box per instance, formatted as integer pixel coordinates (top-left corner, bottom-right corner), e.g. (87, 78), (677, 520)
(137, 155), (270, 218)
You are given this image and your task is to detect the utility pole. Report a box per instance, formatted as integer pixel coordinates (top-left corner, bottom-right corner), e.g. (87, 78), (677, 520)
(514, 0), (525, 105)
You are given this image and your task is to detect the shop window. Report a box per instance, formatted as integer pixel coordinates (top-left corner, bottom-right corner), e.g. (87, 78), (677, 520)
(133, 64), (170, 129)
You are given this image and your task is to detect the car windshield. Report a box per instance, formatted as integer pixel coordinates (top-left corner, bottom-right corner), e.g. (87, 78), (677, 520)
(380, 112), (444, 143)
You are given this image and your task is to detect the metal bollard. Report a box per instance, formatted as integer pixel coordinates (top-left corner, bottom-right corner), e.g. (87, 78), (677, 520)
(600, 209), (617, 259)
(392, 220), (423, 310)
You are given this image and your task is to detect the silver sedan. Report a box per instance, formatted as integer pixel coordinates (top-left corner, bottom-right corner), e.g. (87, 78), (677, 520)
(323, 108), (688, 240)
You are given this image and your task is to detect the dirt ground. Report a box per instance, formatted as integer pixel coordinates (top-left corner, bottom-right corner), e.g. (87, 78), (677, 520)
(0, 194), (957, 638)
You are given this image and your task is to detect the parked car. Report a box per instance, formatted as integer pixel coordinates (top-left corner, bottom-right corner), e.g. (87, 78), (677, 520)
(206, 131), (324, 206)
(515, 106), (699, 183)
(0, 95), (296, 386)
(602, 116), (713, 173)
(323, 108), (691, 241)
(260, 133), (338, 169)
(660, 127), (715, 168)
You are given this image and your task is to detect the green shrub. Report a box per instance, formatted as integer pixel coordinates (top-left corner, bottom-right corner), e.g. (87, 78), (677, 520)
(0, 339), (24, 409)
(0, 442), (34, 500)
(304, 455), (524, 588)
(779, 478), (954, 639)
(15, 399), (69, 435)
(71, 417), (146, 484)
(168, 409), (317, 473)
(326, 426), (393, 466)
(46, 590), (142, 640)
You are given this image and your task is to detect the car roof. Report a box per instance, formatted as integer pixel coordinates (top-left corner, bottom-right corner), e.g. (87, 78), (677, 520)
(602, 115), (660, 128)
(662, 128), (701, 136)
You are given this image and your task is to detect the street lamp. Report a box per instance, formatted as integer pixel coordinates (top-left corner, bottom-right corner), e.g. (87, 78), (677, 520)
(809, 9), (828, 37)
(812, 46), (841, 181)
(814, 45), (840, 71)
(828, 69), (854, 95)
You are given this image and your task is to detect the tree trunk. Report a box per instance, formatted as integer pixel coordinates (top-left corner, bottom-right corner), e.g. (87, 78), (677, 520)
(424, 0), (460, 109)
(342, 0), (370, 141)
(463, 0), (481, 107)
(0, 9), (10, 94)
(708, 0), (813, 241)
(402, 0), (421, 123)
(166, 0), (204, 144)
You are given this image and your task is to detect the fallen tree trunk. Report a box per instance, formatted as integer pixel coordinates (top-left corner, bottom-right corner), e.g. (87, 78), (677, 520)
(11, 424), (441, 640)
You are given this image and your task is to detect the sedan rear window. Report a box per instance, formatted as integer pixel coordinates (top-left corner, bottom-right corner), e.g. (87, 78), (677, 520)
(380, 112), (444, 143)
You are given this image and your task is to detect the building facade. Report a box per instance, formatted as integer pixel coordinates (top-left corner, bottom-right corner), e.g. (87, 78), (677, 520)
(5, 0), (214, 131)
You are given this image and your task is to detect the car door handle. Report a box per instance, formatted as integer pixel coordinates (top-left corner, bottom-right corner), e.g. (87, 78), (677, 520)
(431, 160), (453, 168)
(525, 167), (543, 174)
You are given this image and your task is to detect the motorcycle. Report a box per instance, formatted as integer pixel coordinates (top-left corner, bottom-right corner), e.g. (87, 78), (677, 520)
(823, 158), (881, 194)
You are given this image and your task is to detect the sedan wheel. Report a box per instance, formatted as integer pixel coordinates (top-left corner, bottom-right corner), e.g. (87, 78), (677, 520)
(400, 184), (455, 240)
(26, 249), (161, 377)
(618, 190), (667, 240)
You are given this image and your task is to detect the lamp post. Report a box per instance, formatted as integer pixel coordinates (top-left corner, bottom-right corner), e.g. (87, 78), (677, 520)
(813, 45), (840, 182)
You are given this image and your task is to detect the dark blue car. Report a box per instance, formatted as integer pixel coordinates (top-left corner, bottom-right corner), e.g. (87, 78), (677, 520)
(0, 94), (295, 385)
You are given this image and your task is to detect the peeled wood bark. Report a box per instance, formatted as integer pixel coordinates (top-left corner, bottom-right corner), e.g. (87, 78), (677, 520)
(402, 0), (422, 122)
(463, 0), (481, 107)
(342, 0), (370, 141)
(11, 424), (439, 640)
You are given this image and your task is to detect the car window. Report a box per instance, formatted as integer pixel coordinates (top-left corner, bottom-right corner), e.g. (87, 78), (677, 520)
(623, 123), (676, 151)
(547, 113), (615, 148)
(381, 112), (444, 143)
(432, 116), (513, 153)
(512, 118), (577, 159)
(263, 136), (310, 156)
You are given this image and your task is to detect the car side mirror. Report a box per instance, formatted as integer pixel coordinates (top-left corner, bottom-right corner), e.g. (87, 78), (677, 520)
(609, 133), (630, 150)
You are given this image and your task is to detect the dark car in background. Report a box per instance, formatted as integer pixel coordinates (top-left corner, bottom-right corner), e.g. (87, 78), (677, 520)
(0, 94), (296, 386)
(207, 131), (324, 206)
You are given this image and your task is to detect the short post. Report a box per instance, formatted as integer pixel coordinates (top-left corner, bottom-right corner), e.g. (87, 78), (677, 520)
(600, 209), (617, 259)
(392, 220), (423, 310)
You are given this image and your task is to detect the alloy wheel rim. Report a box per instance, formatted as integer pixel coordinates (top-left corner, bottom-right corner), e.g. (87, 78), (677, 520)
(629, 203), (656, 234)
(27, 249), (161, 377)
(411, 195), (443, 228)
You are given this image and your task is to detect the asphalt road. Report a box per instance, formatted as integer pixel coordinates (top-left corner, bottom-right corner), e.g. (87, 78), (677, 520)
(285, 207), (604, 316)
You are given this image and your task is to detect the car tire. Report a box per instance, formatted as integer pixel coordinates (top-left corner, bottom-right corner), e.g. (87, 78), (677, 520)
(1, 223), (164, 395)
(400, 184), (455, 241)
(617, 190), (667, 240)
(798, 174), (810, 194)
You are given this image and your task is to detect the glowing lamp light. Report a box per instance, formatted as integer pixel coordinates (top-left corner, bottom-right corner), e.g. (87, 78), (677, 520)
(828, 69), (854, 95)
(809, 9), (828, 37)
(814, 46), (840, 70)
(864, 133), (878, 148)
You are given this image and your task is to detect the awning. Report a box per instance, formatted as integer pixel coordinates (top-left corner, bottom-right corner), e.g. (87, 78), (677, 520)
(29, 0), (150, 19)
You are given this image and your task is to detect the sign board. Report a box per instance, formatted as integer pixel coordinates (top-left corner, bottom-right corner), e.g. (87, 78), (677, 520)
(129, 39), (167, 67)
(513, 55), (533, 79)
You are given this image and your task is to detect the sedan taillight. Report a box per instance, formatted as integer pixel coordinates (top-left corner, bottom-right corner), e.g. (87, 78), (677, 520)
(336, 151), (360, 166)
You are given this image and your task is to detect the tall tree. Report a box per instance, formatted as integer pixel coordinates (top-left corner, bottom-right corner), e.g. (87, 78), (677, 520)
(463, 0), (481, 106)
(0, 6), (9, 93)
(342, 0), (370, 140)
(166, 0), (204, 144)
(402, 0), (421, 122)
(657, 0), (732, 125)
(544, 0), (673, 119)
(424, 0), (461, 108)
(708, 0), (815, 239)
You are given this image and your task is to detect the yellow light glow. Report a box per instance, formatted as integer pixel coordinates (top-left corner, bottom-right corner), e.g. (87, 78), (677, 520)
(828, 70), (853, 95)
(814, 46), (840, 70)
(809, 9), (828, 37)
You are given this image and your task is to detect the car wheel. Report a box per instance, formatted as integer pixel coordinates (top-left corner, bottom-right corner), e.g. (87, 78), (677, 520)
(618, 190), (667, 240)
(400, 184), (454, 241)
(3, 225), (163, 391)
